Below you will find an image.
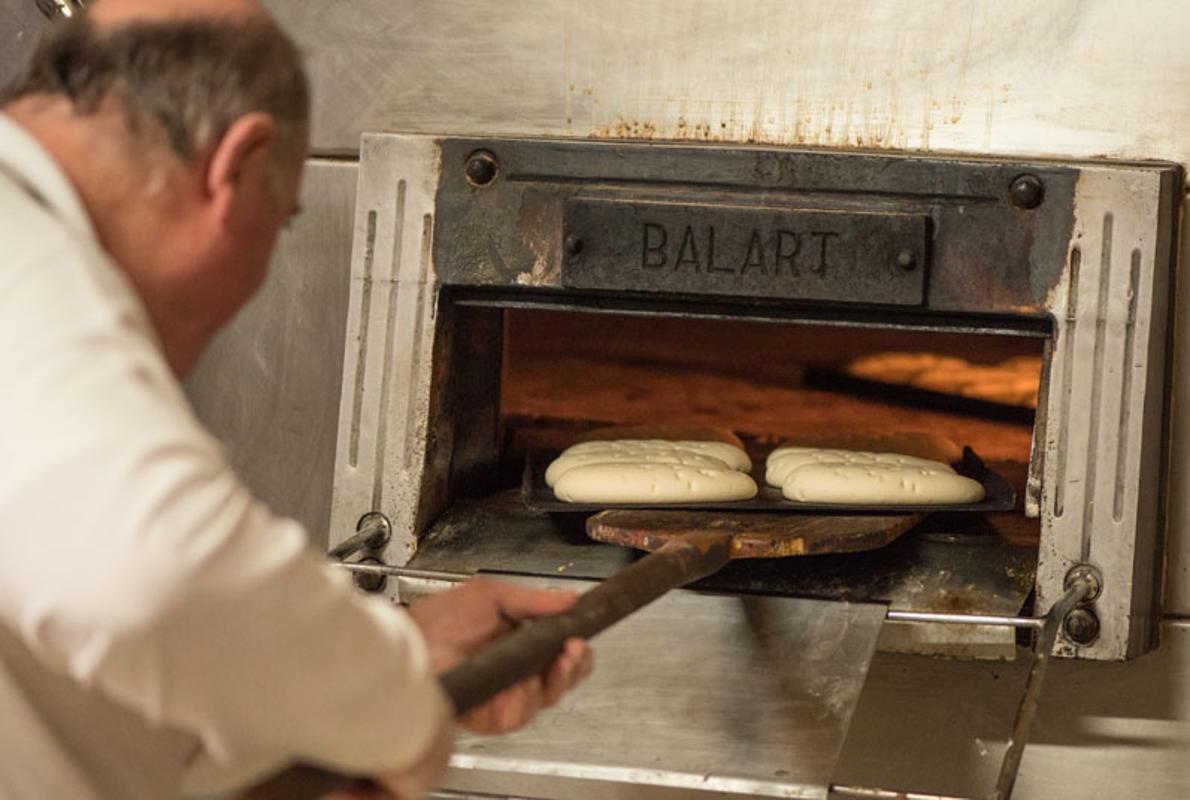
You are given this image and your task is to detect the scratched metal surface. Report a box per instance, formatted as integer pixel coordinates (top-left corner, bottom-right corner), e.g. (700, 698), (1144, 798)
(185, 160), (357, 547)
(260, 0), (1190, 166)
(441, 573), (887, 800)
(0, 3), (44, 89)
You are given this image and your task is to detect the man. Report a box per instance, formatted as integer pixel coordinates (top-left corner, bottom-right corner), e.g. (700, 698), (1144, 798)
(0, 1), (591, 798)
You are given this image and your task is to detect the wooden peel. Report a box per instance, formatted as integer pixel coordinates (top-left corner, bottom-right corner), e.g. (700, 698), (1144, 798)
(240, 511), (922, 800)
(436, 512), (922, 712)
(588, 510), (924, 558)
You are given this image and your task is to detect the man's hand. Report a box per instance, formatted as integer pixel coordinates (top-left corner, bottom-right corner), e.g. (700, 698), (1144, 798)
(335, 580), (593, 799)
(407, 578), (594, 734)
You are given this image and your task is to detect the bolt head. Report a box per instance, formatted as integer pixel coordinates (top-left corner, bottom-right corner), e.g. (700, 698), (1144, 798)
(894, 249), (917, 271)
(353, 571), (387, 594)
(464, 151), (498, 186)
(1063, 608), (1101, 646)
(563, 234), (584, 256)
(1009, 174), (1044, 209)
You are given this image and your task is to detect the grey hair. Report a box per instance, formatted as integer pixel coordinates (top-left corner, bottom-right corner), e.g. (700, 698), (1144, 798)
(1, 13), (309, 192)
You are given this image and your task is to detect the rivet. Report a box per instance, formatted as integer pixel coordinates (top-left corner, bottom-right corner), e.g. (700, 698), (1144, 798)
(464, 150), (498, 186)
(352, 558), (387, 594)
(1009, 174), (1044, 209)
(1063, 608), (1101, 646)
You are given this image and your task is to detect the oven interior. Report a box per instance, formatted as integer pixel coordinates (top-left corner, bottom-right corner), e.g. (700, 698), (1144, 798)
(403, 296), (1046, 655)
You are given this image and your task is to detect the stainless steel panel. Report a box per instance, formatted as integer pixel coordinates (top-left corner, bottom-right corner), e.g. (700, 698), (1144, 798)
(441, 575), (887, 800)
(1034, 166), (1178, 658)
(833, 620), (1190, 799)
(0, 3), (47, 89)
(327, 134), (443, 563)
(185, 159), (356, 547)
(265, 1), (1190, 167)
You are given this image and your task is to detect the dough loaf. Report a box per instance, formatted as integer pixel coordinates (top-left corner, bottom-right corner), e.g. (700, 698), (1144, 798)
(782, 462), (985, 505)
(562, 439), (752, 473)
(765, 446), (954, 488)
(545, 448), (731, 487)
(553, 462), (759, 503)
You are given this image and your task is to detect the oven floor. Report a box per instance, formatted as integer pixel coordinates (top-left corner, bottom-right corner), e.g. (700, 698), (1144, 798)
(408, 489), (1037, 622)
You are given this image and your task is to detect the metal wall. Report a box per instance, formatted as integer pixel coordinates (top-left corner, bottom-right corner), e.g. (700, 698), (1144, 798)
(185, 160), (356, 546)
(248, 2), (1190, 796)
(7, 1), (1190, 797)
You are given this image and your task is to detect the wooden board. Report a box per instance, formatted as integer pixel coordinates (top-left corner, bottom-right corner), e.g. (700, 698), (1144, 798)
(588, 510), (925, 559)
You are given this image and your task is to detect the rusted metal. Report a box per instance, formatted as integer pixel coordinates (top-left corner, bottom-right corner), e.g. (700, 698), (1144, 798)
(561, 198), (929, 306)
(432, 137), (1080, 314)
(588, 510), (923, 559)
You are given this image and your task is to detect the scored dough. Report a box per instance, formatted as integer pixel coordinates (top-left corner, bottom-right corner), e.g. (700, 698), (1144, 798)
(562, 439), (752, 473)
(765, 447), (954, 488)
(782, 462), (985, 505)
(545, 448), (731, 487)
(553, 462), (759, 503)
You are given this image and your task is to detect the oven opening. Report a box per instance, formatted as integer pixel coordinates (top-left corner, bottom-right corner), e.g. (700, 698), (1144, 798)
(500, 307), (1041, 482)
(413, 300), (1048, 656)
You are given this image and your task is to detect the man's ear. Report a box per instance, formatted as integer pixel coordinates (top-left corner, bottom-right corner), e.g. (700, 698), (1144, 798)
(206, 112), (278, 225)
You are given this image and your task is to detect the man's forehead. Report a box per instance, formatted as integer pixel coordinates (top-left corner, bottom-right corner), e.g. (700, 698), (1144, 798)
(88, 0), (272, 27)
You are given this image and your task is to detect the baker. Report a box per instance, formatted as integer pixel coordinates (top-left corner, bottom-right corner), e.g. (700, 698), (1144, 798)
(0, 1), (591, 798)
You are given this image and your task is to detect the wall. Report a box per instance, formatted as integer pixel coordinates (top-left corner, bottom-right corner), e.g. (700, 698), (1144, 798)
(5, 2), (1190, 797)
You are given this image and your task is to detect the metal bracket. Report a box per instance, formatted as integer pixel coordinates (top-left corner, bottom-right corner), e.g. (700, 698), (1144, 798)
(327, 512), (392, 561)
(833, 575), (1096, 800)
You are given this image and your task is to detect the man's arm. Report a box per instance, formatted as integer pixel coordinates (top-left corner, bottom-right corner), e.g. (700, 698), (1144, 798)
(0, 231), (588, 793)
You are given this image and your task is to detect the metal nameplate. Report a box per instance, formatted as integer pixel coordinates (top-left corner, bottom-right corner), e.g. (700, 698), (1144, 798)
(562, 198), (928, 305)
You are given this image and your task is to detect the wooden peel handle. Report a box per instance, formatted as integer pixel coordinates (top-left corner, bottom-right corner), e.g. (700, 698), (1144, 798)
(442, 529), (732, 713)
(238, 532), (733, 800)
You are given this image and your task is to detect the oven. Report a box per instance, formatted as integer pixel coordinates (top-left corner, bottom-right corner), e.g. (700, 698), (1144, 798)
(330, 134), (1178, 663)
(152, 2), (1190, 799)
(302, 133), (1179, 799)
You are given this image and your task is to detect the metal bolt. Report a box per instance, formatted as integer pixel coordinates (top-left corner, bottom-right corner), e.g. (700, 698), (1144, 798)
(1063, 607), (1101, 646)
(357, 512), (392, 551)
(1064, 563), (1103, 602)
(464, 150), (498, 186)
(352, 558), (388, 594)
(563, 234), (584, 256)
(894, 249), (917, 271)
(1009, 174), (1044, 209)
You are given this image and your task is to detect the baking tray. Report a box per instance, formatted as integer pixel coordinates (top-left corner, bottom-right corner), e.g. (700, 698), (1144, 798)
(522, 446), (1016, 514)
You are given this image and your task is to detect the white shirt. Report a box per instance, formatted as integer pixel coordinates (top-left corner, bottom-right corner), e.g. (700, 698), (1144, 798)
(0, 114), (450, 798)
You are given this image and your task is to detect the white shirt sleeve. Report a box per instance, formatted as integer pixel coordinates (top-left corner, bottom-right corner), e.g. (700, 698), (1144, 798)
(0, 180), (450, 788)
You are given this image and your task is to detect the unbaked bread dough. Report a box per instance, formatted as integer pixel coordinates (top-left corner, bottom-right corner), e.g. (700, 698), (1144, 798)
(765, 447), (954, 488)
(545, 448), (731, 487)
(553, 462), (759, 503)
(562, 439), (752, 473)
(782, 462), (984, 504)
